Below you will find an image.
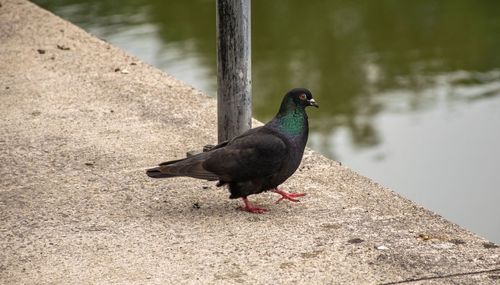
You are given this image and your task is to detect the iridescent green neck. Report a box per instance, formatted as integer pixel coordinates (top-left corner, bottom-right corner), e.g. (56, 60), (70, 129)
(278, 107), (307, 136)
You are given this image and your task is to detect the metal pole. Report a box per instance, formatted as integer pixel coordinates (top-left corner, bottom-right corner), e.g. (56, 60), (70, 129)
(216, 0), (252, 143)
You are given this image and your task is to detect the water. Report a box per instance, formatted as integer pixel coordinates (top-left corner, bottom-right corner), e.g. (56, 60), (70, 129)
(34, 0), (500, 243)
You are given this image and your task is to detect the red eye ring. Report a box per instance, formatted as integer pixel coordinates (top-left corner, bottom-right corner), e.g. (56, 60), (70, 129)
(299, 94), (307, 101)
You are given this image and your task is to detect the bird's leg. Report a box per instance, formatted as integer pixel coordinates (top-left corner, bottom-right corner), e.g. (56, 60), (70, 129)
(272, 188), (306, 204)
(240, 197), (268, 214)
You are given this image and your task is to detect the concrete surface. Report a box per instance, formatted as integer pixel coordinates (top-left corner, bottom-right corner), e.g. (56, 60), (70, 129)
(0, 0), (499, 284)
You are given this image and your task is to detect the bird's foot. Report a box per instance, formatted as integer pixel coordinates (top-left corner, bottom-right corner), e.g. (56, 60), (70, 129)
(240, 197), (268, 214)
(272, 188), (306, 204)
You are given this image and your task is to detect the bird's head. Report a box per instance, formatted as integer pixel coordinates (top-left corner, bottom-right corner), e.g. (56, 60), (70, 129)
(283, 88), (319, 110)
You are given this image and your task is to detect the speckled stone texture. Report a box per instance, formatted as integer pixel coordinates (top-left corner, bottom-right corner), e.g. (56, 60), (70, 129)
(0, 1), (499, 284)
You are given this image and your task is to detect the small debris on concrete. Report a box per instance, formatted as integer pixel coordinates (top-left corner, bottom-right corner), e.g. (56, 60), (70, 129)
(50, 56), (55, 60)
(113, 68), (129, 74)
(192, 203), (200, 209)
(375, 245), (389, 250)
(449, 238), (466, 245)
(348, 238), (364, 244)
(57, 44), (70, 50)
(84, 162), (94, 167)
(202, 186), (209, 189)
(418, 233), (430, 241)
(31, 111), (41, 116)
(130, 62), (137, 65)
(482, 242), (499, 249)
(37, 49), (45, 54)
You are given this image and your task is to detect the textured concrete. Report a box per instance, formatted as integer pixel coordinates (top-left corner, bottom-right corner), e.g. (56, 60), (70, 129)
(0, 1), (499, 284)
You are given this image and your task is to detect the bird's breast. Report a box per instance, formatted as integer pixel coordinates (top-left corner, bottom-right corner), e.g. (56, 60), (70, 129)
(266, 136), (307, 189)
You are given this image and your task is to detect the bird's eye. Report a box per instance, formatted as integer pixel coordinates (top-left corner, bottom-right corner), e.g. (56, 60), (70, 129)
(299, 94), (307, 101)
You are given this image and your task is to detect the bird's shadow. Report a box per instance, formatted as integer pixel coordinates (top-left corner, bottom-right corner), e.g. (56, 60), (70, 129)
(151, 190), (304, 221)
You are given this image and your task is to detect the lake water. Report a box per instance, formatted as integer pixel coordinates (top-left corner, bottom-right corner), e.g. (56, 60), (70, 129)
(34, 0), (500, 243)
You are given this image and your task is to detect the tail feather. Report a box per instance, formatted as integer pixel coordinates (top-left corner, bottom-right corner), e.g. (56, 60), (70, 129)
(146, 152), (219, 181)
(158, 158), (185, 166)
(146, 167), (176, 178)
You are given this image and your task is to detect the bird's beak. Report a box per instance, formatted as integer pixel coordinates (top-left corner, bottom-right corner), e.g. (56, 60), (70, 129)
(308, 98), (319, 108)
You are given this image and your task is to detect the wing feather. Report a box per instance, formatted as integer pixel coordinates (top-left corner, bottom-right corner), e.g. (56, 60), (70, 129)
(202, 130), (287, 182)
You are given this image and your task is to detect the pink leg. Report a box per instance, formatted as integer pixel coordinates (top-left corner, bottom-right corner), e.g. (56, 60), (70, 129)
(240, 197), (268, 214)
(272, 188), (306, 204)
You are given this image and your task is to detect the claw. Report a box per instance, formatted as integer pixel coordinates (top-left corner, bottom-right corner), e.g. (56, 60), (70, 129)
(272, 188), (306, 204)
(240, 197), (268, 214)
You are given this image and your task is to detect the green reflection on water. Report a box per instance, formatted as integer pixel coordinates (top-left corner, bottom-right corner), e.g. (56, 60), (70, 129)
(35, 0), (500, 150)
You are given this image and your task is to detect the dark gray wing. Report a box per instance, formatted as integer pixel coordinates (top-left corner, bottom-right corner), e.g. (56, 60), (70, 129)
(202, 129), (288, 182)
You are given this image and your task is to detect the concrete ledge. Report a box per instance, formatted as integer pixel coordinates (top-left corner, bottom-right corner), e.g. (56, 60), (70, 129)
(1, 0), (499, 284)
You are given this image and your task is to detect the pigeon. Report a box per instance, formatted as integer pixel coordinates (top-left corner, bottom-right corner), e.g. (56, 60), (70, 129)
(146, 88), (318, 213)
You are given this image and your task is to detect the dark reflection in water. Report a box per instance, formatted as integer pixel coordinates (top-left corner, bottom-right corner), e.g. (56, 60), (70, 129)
(34, 0), (500, 242)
